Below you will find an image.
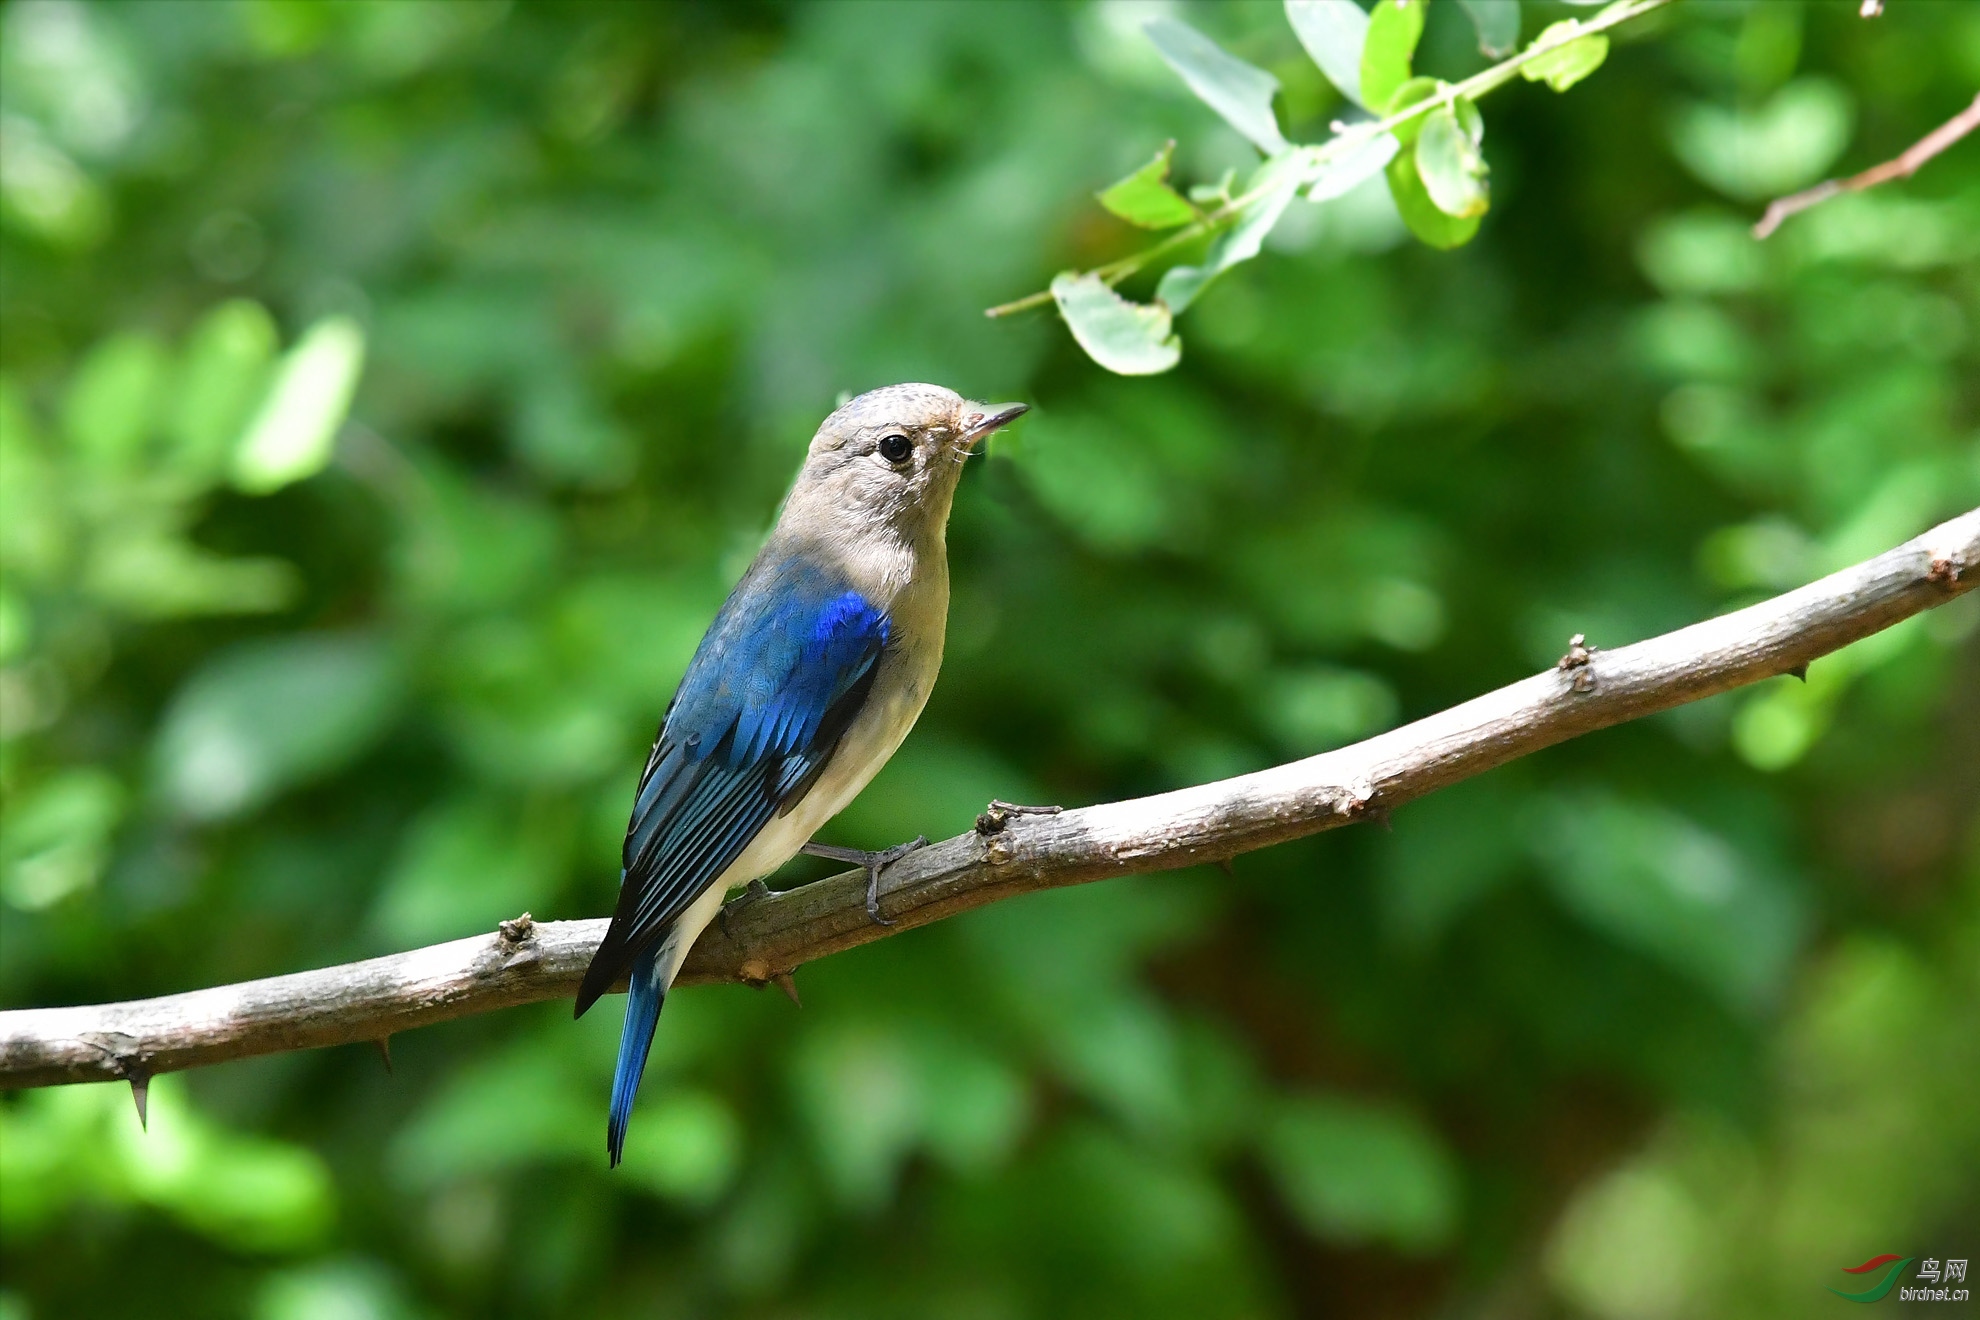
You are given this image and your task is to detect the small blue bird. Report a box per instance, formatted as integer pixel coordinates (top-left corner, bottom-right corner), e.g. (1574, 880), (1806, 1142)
(574, 383), (1027, 1165)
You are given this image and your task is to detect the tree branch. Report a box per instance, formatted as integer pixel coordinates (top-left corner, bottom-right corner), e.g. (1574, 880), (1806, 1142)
(4, 510), (1975, 1092)
(1753, 91), (1980, 240)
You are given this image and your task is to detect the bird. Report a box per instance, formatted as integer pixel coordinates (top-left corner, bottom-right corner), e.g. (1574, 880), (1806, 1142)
(573, 383), (1027, 1166)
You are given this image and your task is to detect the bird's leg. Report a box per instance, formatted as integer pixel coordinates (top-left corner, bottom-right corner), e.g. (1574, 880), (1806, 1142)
(718, 878), (775, 941)
(800, 836), (928, 927)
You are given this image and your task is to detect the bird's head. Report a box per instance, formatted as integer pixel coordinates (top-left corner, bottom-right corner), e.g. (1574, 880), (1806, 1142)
(792, 383), (1027, 542)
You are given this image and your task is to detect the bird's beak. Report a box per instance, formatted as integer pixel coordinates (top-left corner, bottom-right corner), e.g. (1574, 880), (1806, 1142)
(959, 401), (1029, 451)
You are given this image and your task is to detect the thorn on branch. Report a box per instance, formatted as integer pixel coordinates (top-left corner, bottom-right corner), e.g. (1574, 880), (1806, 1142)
(375, 1037), (394, 1074)
(128, 1070), (150, 1130)
(1787, 662), (1809, 682)
(772, 972), (802, 1007)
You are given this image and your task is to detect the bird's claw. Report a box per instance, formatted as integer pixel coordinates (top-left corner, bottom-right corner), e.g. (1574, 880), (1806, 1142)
(801, 836), (928, 927)
(719, 878), (774, 941)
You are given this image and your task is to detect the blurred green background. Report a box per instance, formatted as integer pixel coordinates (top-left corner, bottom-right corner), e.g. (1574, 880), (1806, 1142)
(2, 1), (1977, 1317)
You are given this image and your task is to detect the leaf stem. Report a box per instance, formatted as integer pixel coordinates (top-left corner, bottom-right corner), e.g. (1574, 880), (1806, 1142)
(984, 0), (1672, 319)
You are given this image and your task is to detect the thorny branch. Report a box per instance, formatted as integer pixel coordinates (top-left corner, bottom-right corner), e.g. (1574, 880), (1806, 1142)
(1754, 91), (1980, 240)
(1, 509), (1975, 1100)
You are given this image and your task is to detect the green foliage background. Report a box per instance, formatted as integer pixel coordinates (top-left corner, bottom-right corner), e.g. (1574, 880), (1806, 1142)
(2, 2), (1977, 1317)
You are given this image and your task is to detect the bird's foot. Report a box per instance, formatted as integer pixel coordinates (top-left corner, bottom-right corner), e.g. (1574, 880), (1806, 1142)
(718, 878), (775, 941)
(800, 836), (928, 926)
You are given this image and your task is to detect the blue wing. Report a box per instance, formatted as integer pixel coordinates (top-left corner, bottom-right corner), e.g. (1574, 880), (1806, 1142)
(574, 556), (889, 1017)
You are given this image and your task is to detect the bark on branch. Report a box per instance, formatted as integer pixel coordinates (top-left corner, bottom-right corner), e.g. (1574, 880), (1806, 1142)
(4, 510), (1976, 1091)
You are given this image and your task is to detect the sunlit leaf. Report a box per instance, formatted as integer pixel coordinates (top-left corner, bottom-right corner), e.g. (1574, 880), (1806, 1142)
(153, 631), (404, 821)
(1415, 99), (1490, 218)
(1385, 141), (1481, 248)
(1051, 272), (1182, 376)
(168, 300), (277, 484)
(231, 314), (366, 495)
(1670, 78), (1855, 202)
(61, 332), (167, 469)
(0, 769), (124, 911)
(1520, 20), (1609, 93)
(1155, 153), (1307, 314)
(1143, 18), (1289, 156)
(1285, 0), (1370, 107)
(256, 1262), (413, 1320)
(1306, 129), (1401, 202)
(84, 530), (299, 619)
(0, 378), (66, 584)
(1458, 0), (1520, 58)
(1359, 0), (1425, 114)
(1096, 141), (1199, 230)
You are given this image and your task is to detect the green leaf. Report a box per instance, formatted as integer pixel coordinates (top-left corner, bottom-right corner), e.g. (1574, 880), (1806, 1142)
(1096, 142), (1199, 230)
(62, 332), (169, 469)
(231, 314), (366, 495)
(1051, 272), (1182, 376)
(1261, 1094), (1460, 1252)
(1520, 20), (1609, 93)
(1385, 145), (1481, 249)
(1457, 0), (1520, 58)
(1414, 99), (1490, 219)
(1143, 18), (1289, 156)
(153, 631), (403, 821)
(1285, 0), (1370, 107)
(1360, 0), (1425, 114)
(1155, 152), (1307, 314)
(1530, 794), (1807, 1013)
(1306, 129), (1400, 202)
(1669, 78), (1855, 202)
(371, 795), (555, 944)
(1383, 76), (1442, 147)
(617, 1091), (744, 1206)
(167, 299), (278, 483)
(0, 769), (125, 911)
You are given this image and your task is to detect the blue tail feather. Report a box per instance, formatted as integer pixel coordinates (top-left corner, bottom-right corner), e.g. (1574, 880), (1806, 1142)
(607, 944), (666, 1167)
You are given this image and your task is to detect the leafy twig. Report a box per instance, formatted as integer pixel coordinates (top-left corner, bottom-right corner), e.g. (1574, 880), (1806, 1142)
(985, 0), (1672, 321)
(1753, 91), (1980, 240)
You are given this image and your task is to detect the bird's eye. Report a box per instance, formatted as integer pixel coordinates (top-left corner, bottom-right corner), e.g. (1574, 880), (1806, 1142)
(878, 433), (912, 464)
